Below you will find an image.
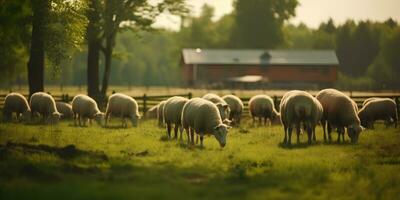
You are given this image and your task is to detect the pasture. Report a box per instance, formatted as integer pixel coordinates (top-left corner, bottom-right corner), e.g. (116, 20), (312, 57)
(1, 118), (399, 199)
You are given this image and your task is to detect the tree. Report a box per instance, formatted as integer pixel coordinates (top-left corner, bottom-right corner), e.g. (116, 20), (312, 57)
(0, 0), (31, 87)
(26, 0), (87, 96)
(230, 0), (298, 48)
(85, 0), (186, 102)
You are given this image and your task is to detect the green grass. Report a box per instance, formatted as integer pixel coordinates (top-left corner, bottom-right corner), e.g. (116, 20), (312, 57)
(0, 118), (399, 200)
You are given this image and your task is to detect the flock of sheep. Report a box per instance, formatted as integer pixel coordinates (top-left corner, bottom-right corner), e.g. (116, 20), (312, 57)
(2, 89), (398, 148)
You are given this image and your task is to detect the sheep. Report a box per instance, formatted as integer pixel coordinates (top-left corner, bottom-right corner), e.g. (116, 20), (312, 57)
(202, 93), (230, 123)
(222, 94), (244, 125)
(2, 92), (31, 122)
(249, 94), (279, 126)
(362, 97), (380, 107)
(30, 92), (61, 124)
(105, 93), (140, 128)
(157, 101), (167, 128)
(182, 98), (231, 148)
(358, 98), (398, 129)
(163, 96), (189, 139)
(145, 104), (158, 119)
(316, 89), (363, 144)
(71, 94), (104, 127)
(280, 90), (323, 145)
(56, 102), (73, 119)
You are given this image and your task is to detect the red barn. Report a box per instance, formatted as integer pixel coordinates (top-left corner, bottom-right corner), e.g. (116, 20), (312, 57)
(181, 49), (339, 89)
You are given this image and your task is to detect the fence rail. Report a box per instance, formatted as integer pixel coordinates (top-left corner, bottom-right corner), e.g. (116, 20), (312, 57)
(1, 92), (399, 118)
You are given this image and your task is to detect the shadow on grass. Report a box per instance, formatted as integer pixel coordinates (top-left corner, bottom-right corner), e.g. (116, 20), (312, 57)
(1, 142), (108, 161)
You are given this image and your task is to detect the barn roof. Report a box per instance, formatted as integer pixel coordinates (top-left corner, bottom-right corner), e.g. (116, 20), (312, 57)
(182, 49), (339, 66)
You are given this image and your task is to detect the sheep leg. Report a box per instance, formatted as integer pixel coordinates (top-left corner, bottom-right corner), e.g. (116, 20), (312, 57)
(307, 126), (312, 144)
(179, 126), (184, 141)
(283, 124), (288, 144)
(252, 117), (255, 126)
(258, 117), (262, 126)
(73, 113), (78, 126)
(312, 127), (317, 142)
(264, 117), (267, 126)
(296, 123), (301, 144)
(288, 125), (293, 145)
(166, 123), (172, 139)
(322, 120), (327, 142)
(190, 128), (195, 145)
(173, 124), (179, 139)
(327, 123), (332, 142)
(200, 134), (204, 148)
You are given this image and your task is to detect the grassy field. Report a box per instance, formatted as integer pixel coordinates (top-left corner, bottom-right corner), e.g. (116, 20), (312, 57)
(0, 118), (400, 200)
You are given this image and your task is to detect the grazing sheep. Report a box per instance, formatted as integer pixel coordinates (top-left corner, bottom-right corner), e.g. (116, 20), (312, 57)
(157, 101), (167, 128)
(202, 93), (230, 122)
(182, 98), (231, 147)
(358, 98), (398, 129)
(56, 102), (73, 119)
(163, 96), (189, 139)
(249, 94), (279, 126)
(71, 94), (104, 127)
(105, 93), (140, 128)
(280, 91), (323, 145)
(316, 89), (363, 143)
(362, 97), (380, 107)
(222, 94), (244, 125)
(3, 92), (31, 122)
(30, 92), (61, 124)
(145, 105), (158, 119)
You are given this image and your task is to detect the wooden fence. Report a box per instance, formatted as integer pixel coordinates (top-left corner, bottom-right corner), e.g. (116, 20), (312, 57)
(1, 93), (399, 118)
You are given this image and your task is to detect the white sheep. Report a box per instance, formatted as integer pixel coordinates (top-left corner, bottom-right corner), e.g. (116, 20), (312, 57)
(105, 93), (140, 128)
(358, 98), (398, 129)
(181, 98), (231, 148)
(3, 92), (31, 122)
(280, 90), (323, 145)
(163, 96), (189, 139)
(222, 94), (244, 125)
(249, 94), (279, 126)
(202, 93), (230, 123)
(30, 92), (61, 124)
(71, 94), (104, 127)
(316, 89), (363, 143)
(157, 101), (167, 128)
(56, 102), (73, 119)
(362, 97), (380, 107)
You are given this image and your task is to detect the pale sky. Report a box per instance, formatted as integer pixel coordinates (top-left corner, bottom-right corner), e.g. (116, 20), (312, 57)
(153, 0), (400, 30)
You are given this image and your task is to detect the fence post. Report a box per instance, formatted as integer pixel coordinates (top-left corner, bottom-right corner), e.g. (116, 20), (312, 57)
(143, 93), (147, 116)
(188, 92), (192, 99)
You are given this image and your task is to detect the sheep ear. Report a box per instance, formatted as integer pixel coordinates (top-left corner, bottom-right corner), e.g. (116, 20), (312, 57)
(215, 103), (222, 108)
(214, 125), (220, 131)
(223, 104), (229, 109)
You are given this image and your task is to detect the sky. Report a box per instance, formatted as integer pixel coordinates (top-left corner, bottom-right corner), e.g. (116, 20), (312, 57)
(153, 0), (400, 30)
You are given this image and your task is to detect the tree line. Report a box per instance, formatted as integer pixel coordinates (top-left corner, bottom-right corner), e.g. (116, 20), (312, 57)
(1, 0), (400, 103)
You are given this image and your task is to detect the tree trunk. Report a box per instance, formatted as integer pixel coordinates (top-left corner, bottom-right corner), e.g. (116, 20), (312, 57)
(27, 0), (48, 97)
(86, 0), (101, 102)
(100, 38), (113, 99)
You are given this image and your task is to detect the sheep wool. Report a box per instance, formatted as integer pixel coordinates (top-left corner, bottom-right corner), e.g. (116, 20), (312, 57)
(3, 92), (31, 122)
(316, 88), (363, 143)
(181, 98), (231, 147)
(30, 92), (61, 124)
(222, 94), (244, 125)
(105, 93), (140, 127)
(163, 96), (189, 139)
(358, 98), (398, 128)
(71, 94), (104, 127)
